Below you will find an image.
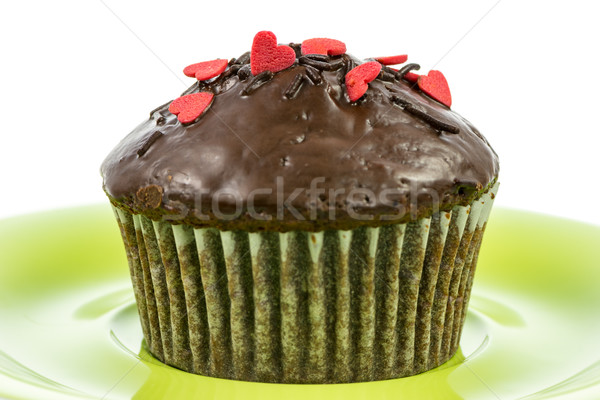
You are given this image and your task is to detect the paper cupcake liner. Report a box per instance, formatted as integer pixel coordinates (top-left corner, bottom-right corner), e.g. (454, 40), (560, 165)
(111, 182), (498, 383)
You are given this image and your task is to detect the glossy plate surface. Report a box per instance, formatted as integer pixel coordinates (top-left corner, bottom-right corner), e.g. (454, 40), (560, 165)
(1, 205), (599, 400)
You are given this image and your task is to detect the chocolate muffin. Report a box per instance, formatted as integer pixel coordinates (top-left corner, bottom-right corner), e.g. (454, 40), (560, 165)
(101, 31), (499, 383)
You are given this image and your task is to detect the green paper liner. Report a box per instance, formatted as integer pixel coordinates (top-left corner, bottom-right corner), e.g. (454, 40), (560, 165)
(112, 182), (498, 383)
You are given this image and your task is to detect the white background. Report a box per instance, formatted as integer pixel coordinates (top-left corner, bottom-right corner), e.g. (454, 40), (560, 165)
(1, 0), (599, 225)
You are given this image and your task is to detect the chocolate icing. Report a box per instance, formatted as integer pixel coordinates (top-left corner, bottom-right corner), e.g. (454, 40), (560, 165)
(101, 53), (499, 232)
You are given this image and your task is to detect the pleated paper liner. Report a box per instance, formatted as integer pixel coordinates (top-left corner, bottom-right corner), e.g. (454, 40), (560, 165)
(112, 182), (498, 383)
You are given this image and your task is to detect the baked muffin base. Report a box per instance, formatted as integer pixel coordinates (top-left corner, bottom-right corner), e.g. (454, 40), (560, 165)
(111, 182), (498, 383)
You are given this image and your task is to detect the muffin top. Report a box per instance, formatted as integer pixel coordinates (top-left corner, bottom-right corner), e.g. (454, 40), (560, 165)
(101, 32), (499, 231)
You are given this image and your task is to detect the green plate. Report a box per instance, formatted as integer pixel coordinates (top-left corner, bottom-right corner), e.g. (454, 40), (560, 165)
(1, 205), (600, 400)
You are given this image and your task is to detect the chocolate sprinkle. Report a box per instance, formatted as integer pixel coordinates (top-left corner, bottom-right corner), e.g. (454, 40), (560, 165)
(397, 63), (421, 79)
(220, 64), (241, 80)
(303, 54), (330, 62)
(137, 131), (164, 157)
(326, 58), (344, 70)
(299, 56), (343, 71)
(303, 65), (322, 85)
(242, 71), (274, 96)
(339, 55), (356, 84)
(345, 58), (356, 72)
(284, 74), (305, 99)
(381, 65), (400, 80)
(237, 64), (252, 81)
(234, 51), (251, 65)
(391, 95), (459, 134)
(378, 70), (396, 83)
(288, 42), (303, 58)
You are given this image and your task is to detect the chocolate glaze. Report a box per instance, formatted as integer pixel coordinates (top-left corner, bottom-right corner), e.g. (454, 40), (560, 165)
(101, 53), (499, 232)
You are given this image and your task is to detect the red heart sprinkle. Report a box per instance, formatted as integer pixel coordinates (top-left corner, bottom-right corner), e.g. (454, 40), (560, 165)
(418, 70), (452, 107)
(404, 72), (420, 83)
(168, 92), (214, 124)
(345, 61), (382, 102)
(375, 55), (408, 65)
(250, 31), (296, 75)
(301, 38), (346, 56)
(183, 59), (228, 81)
